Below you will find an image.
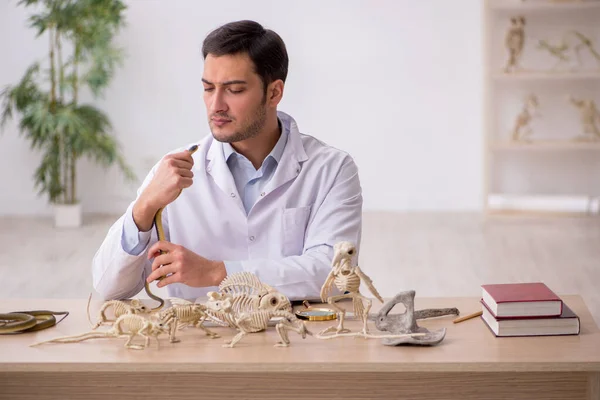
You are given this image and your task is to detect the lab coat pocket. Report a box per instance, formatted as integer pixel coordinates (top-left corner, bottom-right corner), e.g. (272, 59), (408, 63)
(282, 205), (312, 256)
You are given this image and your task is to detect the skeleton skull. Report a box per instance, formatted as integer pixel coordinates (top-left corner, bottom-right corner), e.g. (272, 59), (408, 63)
(331, 241), (356, 269)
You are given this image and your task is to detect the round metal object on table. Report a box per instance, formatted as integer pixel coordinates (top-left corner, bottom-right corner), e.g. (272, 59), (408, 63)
(295, 300), (337, 321)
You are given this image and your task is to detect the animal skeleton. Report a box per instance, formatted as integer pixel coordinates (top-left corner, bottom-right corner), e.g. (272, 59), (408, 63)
(538, 30), (600, 71)
(31, 314), (168, 350)
(319, 241), (383, 336)
(86, 295), (148, 330)
(568, 96), (600, 141)
(205, 271), (292, 328)
(511, 94), (540, 142)
(205, 291), (310, 348)
(504, 16), (526, 73)
(157, 299), (220, 343)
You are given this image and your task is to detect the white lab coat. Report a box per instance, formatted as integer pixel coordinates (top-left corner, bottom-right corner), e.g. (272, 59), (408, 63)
(92, 111), (363, 301)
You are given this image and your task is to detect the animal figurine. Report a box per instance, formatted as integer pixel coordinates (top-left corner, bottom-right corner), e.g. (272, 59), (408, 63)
(31, 314), (168, 350)
(86, 294), (148, 330)
(372, 290), (459, 346)
(504, 16), (526, 73)
(511, 94), (540, 142)
(205, 291), (310, 348)
(568, 96), (600, 141)
(157, 299), (220, 343)
(218, 271), (292, 314)
(320, 241), (383, 336)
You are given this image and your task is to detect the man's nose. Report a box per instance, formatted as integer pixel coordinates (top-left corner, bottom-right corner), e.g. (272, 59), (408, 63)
(209, 89), (228, 114)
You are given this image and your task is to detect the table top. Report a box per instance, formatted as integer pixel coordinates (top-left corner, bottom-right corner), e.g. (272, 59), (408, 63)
(1, 295), (599, 373)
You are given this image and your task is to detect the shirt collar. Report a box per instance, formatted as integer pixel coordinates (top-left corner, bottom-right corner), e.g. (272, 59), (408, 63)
(223, 117), (288, 166)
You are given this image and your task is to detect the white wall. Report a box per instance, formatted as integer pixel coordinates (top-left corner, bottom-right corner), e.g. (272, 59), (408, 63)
(0, 0), (484, 215)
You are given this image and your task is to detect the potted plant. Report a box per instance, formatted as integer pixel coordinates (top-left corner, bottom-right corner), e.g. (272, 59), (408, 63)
(1, 0), (135, 227)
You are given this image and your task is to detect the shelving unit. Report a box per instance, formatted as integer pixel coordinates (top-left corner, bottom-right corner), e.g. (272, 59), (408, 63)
(483, 0), (600, 215)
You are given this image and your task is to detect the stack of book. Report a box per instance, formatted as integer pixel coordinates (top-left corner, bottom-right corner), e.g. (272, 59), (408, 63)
(480, 282), (580, 337)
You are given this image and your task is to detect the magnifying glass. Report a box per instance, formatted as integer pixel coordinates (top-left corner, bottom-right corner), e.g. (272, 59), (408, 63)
(294, 300), (337, 321)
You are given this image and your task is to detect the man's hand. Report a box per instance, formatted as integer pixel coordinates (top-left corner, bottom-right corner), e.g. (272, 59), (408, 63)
(145, 241), (226, 288)
(133, 150), (195, 232)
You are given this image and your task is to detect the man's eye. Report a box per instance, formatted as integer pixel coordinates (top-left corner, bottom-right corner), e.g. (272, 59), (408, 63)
(229, 88), (244, 94)
(203, 87), (214, 92)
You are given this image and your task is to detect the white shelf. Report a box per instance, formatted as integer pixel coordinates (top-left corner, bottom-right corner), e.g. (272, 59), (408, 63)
(492, 71), (600, 81)
(490, 1), (600, 11)
(491, 140), (600, 151)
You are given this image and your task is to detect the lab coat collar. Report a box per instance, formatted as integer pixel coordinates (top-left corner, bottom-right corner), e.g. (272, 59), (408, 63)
(205, 111), (308, 205)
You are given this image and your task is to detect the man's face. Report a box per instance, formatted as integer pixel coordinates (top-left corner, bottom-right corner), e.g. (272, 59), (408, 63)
(202, 53), (268, 143)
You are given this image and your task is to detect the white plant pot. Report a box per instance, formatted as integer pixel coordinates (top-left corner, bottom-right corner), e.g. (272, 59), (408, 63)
(53, 203), (82, 228)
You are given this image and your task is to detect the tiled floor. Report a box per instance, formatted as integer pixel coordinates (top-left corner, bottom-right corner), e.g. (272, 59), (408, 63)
(2, 212), (599, 325)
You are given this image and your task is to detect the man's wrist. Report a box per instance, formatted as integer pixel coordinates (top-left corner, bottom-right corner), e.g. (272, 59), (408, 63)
(211, 261), (227, 286)
(132, 196), (158, 232)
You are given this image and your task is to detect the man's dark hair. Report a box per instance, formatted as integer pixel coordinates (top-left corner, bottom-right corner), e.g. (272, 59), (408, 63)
(202, 20), (289, 92)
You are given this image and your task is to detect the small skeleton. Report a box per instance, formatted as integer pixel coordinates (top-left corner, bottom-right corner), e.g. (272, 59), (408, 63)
(86, 294), (148, 330)
(157, 299), (220, 343)
(504, 16), (526, 73)
(538, 30), (600, 71)
(206, 271), (292, 328)
(205, 291), (310, 348)
(31, 314), (168, 350)
(511, 94), (540, 142)
(568, 96), (600, 141)
(319, 241), (383, 336)
(538, 38), (571, 70)
(570, 30), (600, 68)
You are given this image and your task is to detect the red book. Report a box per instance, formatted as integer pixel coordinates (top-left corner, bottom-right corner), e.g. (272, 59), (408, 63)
(481, 282), (562, 318)
(481, 301), (580, 337)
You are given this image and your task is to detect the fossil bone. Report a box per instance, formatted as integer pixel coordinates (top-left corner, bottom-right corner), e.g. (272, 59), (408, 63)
(568, 96), (600, 141)
(86, 294), (148, 330)
(504, 16), (526, 73)
(372, 290), (458, 346)
(511, 94), (540, 142)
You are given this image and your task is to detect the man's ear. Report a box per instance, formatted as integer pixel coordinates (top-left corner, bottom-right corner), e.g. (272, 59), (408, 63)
(267, 79), (284, 107)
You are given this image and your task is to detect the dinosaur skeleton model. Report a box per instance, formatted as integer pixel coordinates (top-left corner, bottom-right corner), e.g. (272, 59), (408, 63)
(31, 314), (169, 350)
(538, 30), (600, 71)
(203, 272), (307, 348)
(568, 96), (600, 141)
(319, 241), (384, 336)
(511, 94), (540, 142)
(157, 299), (220, 343)
(371, 290), (459, 346)
(86, 294), (148, 330)
(205, 271), (292, 329)
(205, 291), (310, 348)
(504, 16), (526, 73)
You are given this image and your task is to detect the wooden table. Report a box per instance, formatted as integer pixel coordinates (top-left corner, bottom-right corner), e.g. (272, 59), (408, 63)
(1, 295), (599, 400)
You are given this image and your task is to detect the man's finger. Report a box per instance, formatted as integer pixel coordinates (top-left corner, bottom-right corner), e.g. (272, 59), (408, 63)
(169, 152), (194, 167)
(177, 168), (194, 178)
(146, 263), (176, 283)
(151, 253), (172, 271)
(148, 241), (176, 259)
(156, 272), (179, 288)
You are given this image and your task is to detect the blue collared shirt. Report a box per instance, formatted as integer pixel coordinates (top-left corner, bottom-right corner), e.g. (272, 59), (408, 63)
(223, 120), (288, 215)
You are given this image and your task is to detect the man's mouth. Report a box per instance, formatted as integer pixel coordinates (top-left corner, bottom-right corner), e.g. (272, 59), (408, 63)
(211, 118), (232, 127)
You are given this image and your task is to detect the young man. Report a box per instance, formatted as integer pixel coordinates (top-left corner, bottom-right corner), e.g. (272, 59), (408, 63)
(92, 20), (363, 302)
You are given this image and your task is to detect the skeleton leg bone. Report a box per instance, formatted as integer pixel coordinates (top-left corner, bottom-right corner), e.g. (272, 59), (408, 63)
(320, 294), (353, 335)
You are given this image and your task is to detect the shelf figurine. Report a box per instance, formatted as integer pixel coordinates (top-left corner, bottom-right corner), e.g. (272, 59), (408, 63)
(568, 96), (600, 141)
(504, 16), (526, 73)
(511, 93), (540, 142)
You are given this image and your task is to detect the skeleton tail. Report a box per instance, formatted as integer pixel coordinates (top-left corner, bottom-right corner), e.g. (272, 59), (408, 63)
(30, 331), (114, 347)
(414, 308), (459, 320)
(86, 292), (94, 328)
